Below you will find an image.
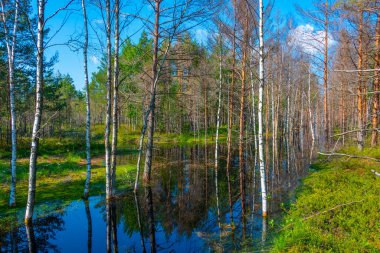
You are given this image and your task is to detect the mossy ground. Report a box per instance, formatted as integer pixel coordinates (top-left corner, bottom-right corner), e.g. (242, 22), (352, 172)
(0, 155), (137, 216)
(272, 146), (380, 252)
(0, 125), (226, 216)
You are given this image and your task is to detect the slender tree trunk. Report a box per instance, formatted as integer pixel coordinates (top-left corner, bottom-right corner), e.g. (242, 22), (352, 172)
(300, 83), (304, 158)
(271, 82), (275, 181)
(258, 0), (267, 217)
(82, 0), (92, 199)
(25, 0), (44, 224)
(134, 108), (151, 191)
(250, 67), (258, 169)
(341, 81), (345, 145)
(143, 0), (160, 182)
(226, 0), (236, 173)
(323, 0), (329, 147)
(308, 70), (315, 163)
(239, 13), (248, 218)
(265, 84), (269, 188)
(1, 0), (19, 207)
(204, 80), (207, 142)
(111, 0), (120, 195)
(357, 10), (364, 151)
(286, 79), (290, 173)
(371, 13), (380, 147)
(105, 0), (112, 198)
(214, 35), (223, 170)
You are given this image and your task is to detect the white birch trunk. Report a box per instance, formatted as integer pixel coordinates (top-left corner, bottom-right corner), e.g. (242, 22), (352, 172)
(82, 0), (92, 199)
(214, 35), (223, 170)
(111, 0), (120, 194)
(105, 0), (112, 198)
(1, 0), (19, 207)
(258, 0), (267, 217)
(25, 0), (44, 223)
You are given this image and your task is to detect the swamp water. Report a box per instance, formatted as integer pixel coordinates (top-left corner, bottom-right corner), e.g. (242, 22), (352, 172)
(0, 144), (309, 252)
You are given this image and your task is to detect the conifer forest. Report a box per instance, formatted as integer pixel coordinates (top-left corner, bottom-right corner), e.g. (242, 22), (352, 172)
(0, 0), (380, 252)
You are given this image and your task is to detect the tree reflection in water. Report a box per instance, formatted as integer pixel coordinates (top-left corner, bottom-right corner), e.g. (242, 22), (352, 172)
(0, 213), (64, 252)
(0, 144), (309, 252)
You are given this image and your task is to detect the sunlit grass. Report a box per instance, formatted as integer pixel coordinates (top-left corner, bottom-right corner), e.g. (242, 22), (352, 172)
(0, 155), (137, 217)
(272, 146), (380, 252)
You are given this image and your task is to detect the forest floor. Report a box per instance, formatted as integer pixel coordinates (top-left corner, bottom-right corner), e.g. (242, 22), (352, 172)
(272, 146), (380, 252)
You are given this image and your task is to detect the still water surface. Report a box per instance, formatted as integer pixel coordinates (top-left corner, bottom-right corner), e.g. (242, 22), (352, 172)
(0, 144), (309, 252)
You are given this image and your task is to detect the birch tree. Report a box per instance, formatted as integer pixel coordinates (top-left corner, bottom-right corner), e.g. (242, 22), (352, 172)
(24, 0), (45, 224)
(105, 0), (112, 198)
(258, 0), (267, 217)
(111, 0), (120, 195)
(82, 0), (92, 199)
(214, 34), (223, 170)
(25, 0), (74, 224)
(0, 0), (19, 207)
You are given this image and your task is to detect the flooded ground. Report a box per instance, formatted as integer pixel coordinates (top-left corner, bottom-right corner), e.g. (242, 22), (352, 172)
(0, 144), (309, 252)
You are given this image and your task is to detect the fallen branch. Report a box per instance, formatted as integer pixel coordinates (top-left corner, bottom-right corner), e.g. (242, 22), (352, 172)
(371, 170), (380, 177)
(318, 152), (380, 162)
(334, 68), (380, 72)
(331, 128), (380, 137)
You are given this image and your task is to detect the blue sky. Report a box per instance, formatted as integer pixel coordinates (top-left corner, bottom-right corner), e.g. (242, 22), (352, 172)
(43, 0), (315, 90)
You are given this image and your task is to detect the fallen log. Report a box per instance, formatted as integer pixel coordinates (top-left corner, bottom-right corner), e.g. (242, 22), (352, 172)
(318, 152), (380, 162)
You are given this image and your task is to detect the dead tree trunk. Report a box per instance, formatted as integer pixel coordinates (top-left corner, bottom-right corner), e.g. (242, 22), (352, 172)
(357, 10), (364, 151)
(143, 0), (160, 182)
(226, 0), (236, 174)
(371, 13), (380, 147)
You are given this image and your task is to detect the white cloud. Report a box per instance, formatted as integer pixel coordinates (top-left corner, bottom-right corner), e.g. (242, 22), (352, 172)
(288, 24), (337, 54)
(194, 29), (208, 45)
(90, 55), (100, 65)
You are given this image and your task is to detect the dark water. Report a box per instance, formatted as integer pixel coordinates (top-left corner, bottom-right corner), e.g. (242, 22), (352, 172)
(0, 144), (309, 252)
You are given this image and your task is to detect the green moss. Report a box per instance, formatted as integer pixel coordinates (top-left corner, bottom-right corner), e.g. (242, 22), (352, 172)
(0, 155), (137, 217)
(272, 147), (380, 252)
(0, 125), (227, 159)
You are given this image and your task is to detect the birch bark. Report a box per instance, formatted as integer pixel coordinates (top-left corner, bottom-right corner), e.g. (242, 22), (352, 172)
(25, 0), (44, 224)
(258, 0), (267, 217)
(0, 0), (19, 207)
(214, 35), (223, 170)
(82, 0), (92, 199)
(105, 0), (112, 198)
(111, 0), (120, 194)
